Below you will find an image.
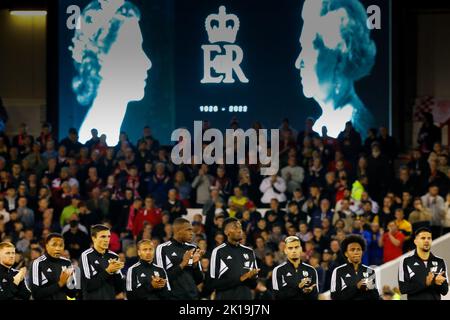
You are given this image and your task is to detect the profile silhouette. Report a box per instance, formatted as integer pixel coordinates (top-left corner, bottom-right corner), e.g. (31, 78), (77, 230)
(70, 0), (152, 146)
(295, 0), (377, 138)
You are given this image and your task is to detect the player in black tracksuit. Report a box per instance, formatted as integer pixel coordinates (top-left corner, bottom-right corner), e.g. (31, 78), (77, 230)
(80, 224), (125, 300)
(272, 236), (318, 300)
(29, 233), (78, 300)
(207, 218), (259, 300)
(399, 227), (448, 300)
(0, 242), (30, 300)
(330, 235), (380, 300)
(155, 218), (204, 300)
(126, 239), (170, 300)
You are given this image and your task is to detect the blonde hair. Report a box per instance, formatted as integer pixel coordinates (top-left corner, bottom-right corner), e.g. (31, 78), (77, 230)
(0, 242), (15, 251)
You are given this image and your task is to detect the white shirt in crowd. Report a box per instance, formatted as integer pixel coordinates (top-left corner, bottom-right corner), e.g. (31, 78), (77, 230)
(259, 176), (287, 204)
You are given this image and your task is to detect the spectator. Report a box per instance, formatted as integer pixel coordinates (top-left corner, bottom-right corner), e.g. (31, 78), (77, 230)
(228, 186), (249, 218)
(408, 198), (432, 232)
(131, 196), (162, 238)
(59, 128), (83, 157)
(191, 164), (213, 207)
(421, 184), (445, 238)
(259, 174), (287, 205)
(148, 162), (172, 207)
(365, 222), (383, 266)
(417, 112), (441, 155)
(443, 193), (450, 235)
(162, 189), (187, 222)
(62, 220), (90, 260)
(281, 155), (304, 194)
(16, 196), (34, 229)
(380, 221), (405, 263)
(60, 195), (81, 227)
(394, 208), (412, 239)
(309, 199), (334, 230)
(212, 166), (232, 200)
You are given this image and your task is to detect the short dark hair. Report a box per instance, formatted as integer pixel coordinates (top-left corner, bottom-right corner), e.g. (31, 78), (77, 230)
(341, 234), (366, 253)
(415, 227), (432, 238)
(45, 233), (63, 245)
(223, 217), (239, 230)
(173, 217), (190, 228)
(90, 224), (110, 238)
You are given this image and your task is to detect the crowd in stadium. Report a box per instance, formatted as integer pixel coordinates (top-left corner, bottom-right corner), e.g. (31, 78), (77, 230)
(0, 113), (449, 299)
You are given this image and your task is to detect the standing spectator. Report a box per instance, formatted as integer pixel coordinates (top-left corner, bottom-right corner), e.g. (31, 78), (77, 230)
(380, 221), (405, 263)
(337, 121), (362, 165)
(281, 156), (304, 194)
(442, 193), (450, 235)
(131, 197), (162, 238)
(417, 112), (441, 155)
(162, 189), (187, 223)
(421, 184), (445, 238)
(259, 174), (287, 206)
(367, 142), (390, 203)
(212, 166), (232, 201)
(16, 197), (34, 229)
(191, 164), (213, 207)
(378, 127), (397, 161)
(228, 186), (249, 218)
(365, 222), (383, 266)
(147, 162), (172, 207)
(62, 220), (90, 260)
(59, 128), (82, 157)
(309, 199), (334, 229)
(60, 196), (80, 227)
(173, 170), (192, 208)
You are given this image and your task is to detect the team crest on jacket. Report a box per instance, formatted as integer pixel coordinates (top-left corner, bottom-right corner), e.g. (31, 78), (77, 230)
(243, 254), (249, 260)
(302, 271), (309, 277)
(363, 272), (369, 278)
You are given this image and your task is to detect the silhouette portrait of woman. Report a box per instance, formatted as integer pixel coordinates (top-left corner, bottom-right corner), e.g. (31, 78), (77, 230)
(70, 0), (152, 146)
(295, 0), (377, 138)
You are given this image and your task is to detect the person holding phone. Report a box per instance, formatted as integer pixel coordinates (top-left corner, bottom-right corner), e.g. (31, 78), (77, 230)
(272, 236), (318, 300)
(80, 224), (125, 300)
(330, 234), (380, 300)
(399, 227), (448, 300)
(29, 233), (78, 300)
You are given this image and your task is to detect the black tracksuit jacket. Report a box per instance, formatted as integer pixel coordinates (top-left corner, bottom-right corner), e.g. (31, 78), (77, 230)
(399, 250), (449, 300)
(126, 259), (170, 300)
(0, 264), (31, 300)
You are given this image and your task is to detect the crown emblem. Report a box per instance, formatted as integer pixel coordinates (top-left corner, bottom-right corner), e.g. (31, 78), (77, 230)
(205, 6), (240, 44)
